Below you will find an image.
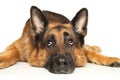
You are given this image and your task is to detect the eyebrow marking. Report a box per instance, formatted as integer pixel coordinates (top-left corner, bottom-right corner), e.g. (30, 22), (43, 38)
(52, 26), (67, 31)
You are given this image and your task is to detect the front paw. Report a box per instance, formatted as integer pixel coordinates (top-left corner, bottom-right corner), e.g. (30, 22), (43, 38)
(0, 56), (7, 69)
(110, 62), (120, 67)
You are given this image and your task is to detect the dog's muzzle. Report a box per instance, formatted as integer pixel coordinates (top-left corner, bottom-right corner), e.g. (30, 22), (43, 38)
(45, 53), (75, 74)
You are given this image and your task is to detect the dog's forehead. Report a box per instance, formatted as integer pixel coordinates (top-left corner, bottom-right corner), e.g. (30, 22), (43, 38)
(43, 23), (76, 41)
(43, 11), (76, 39)
(47, 23), (74, 36)
(43, 11), (70, 24)
(43, 11), (73, 29)
(48, 23), (72, 29)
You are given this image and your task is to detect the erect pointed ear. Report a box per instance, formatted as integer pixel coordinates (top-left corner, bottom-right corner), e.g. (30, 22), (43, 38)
(30, 6), (48, 34)
(71, 8), (88, 36)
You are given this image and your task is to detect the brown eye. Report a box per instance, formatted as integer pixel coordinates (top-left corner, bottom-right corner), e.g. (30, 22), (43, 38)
(47, 40), (54, 47)
(46, 35), (56, 48)
(67, 38), (74, 46)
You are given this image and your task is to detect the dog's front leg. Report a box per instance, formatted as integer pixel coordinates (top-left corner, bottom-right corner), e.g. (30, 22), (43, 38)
(84, 45), (120, 67)
(0, 43), (20, 69)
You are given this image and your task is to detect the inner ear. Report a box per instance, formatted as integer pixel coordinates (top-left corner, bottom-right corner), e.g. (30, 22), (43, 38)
(30, 6), (48, 34)
(32, 15), (44, 33)
(71, 8), (88, 36)
(76, 12), (87, 34)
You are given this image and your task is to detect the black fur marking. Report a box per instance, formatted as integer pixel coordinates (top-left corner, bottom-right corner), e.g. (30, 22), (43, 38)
(34, 31), (45, 48)
(52, 26), (67, 31)
(77, 34), (84, 47)
(43, 11), (70, 23)
(72, 28), (84, 47)
(45, 53), (75, 74)
(109, 62), (120, 67)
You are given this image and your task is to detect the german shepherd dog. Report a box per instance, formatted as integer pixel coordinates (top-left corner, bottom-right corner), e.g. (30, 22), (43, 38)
(0, 6), (120, 74)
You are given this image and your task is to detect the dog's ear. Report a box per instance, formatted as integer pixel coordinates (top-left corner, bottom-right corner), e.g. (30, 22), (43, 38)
(71, 8), (88, 46)
(30, 6), (48, 47)
(30, 6), (48, 34)
(72, 8), (88, 36)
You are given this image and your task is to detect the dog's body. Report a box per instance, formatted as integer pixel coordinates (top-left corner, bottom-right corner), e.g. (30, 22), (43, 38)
(0, 6), (120, 74)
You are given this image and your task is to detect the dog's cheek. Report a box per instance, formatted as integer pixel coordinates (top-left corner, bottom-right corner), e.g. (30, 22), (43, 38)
(39, 49), (48, 67)
(29, 49), (48, 67)
(74, 48), (87, 67)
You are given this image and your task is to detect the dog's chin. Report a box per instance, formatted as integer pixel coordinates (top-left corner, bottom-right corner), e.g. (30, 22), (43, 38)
(45, 64), (75, 74)
(48, 68), (75, 74)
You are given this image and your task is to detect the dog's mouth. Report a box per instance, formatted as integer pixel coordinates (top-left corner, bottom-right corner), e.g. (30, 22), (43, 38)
(45, 53), (75, 74)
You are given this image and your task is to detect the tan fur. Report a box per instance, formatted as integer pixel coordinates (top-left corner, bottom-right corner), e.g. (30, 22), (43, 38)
(0, 8), (120, 69)
(74, 47), (87, 67)
(0, 19), (120, 68)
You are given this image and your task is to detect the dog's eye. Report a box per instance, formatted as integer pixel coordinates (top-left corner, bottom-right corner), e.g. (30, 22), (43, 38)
(46, 35), (56, 48)
(67, 38), (74, 46)
(47, 40), (55, 48)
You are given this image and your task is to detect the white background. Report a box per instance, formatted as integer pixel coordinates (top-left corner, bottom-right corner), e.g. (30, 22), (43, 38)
(0, 0), (120, 80)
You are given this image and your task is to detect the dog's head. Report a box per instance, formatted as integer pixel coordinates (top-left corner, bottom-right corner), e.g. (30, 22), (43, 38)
(30, 6), (88, 74)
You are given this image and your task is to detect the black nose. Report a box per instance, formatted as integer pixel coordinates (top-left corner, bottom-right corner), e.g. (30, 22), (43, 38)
(53, 57), (69, 73)
(54, 58), (67, 68)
